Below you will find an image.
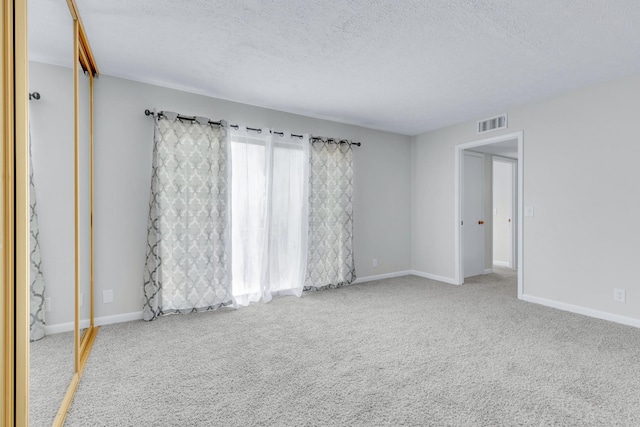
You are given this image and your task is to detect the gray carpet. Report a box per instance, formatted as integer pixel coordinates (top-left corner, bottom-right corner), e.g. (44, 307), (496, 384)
(64, 268), (640, 426)
(30, 330), (74, 427)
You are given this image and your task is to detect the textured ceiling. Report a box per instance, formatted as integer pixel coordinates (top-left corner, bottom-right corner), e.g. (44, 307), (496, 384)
(29, 0), (640, 136)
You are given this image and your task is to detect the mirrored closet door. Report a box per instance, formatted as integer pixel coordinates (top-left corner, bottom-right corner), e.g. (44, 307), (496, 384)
(75, 12), (99, 372)
(27, 1), (99, 425)
(28, 2), (75, 425)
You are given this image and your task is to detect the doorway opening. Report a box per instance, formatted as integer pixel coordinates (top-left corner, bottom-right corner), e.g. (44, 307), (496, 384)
(492, 157), (517, 270)
(454, 131), (524, 298)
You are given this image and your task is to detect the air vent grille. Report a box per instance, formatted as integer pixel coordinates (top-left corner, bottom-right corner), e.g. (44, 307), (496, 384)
(477, 114), (507, 134)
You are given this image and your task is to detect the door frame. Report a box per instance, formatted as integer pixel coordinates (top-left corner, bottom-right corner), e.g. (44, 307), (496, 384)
(454, 131), (524, 298)
(492, 155), (517, 269)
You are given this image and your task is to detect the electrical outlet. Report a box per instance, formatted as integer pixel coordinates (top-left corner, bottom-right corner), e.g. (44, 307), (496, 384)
(45, 298), (51, 312)
(140, 288), (144, 300)
(372, 258), (378, 268)
(613, 288), (626, 303)
(102, 290), (114, 304)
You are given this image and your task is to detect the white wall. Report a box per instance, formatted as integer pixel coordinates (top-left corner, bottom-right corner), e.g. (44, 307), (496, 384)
(29, 62), (72, 327)
(88, 72), (412, 320)
(30, 61), (94, 330)
(412, 71), (640, 323)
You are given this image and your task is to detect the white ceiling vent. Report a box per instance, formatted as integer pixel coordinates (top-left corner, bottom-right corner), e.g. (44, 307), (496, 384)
(477, 114), (507, 134)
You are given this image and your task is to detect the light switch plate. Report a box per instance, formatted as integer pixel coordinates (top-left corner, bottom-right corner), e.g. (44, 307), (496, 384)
(525, 206), (534, 217)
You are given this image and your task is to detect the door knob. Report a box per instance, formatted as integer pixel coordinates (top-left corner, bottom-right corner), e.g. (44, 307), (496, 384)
(478, 220), (484, 225)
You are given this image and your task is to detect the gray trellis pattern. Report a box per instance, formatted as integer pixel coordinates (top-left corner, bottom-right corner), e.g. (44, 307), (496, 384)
(143, 114), (233, 321)
(29, 128), (46, 342)
(304, 139), (356, 291)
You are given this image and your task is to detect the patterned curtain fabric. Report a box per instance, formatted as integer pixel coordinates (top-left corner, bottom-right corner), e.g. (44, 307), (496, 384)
(230, 127), (310, 304)
(304, 139), (356, 290)
(143, 113), (233, 321)
(29, 126), (46, 342)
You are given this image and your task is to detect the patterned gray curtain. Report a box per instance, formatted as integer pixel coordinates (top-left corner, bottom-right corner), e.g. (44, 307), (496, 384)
(29, 126), (46, 341)
(304, 138), (356, 290)
(143, 112), (233, 321)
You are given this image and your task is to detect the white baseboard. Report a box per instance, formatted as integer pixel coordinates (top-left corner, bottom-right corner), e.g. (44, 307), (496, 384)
(44, 311), (144, 335)
(353, 270), (413, 284)
(483, 268), (493, 275)
(408, 270), (459, 285)
(94, 311), (143, 327)
(44, 321), (75, 335)
(521, 294), (640, 329)
(45, 319), (92, 335)
(354, 269), (459, 286)
(493, 260), (510, 267)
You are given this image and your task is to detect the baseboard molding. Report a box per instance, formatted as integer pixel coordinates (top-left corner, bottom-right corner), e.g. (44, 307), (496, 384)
(408, 270), (459, 285)
(521, 294), (640, 329)
(483, 268), (493, 275)
(44, 321), (75, 335)
(44, 290), (639, 340)
(354, 269), (460, 286)
(44, 311), (144, 335)
(353, 270), (413, 284)
(493, 261), (510, 267)
(94, 311), (143, 327)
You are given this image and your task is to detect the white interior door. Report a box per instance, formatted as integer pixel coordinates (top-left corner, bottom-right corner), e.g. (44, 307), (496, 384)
(463, 151), (485, 278)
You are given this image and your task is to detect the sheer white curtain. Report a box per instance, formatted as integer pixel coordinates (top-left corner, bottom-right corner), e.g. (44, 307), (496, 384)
(230, 127), (310, 305)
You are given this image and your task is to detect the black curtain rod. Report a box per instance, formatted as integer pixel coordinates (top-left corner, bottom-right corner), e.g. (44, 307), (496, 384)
(29, 92), (41, 100)
(144, 109), (362, 146)
(144, 109), (305, 139)
(311, 137), (361, 147)
(145, 109), (223, 127)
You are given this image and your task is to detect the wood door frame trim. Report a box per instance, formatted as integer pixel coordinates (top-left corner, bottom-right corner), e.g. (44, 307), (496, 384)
(2, 0), (29, 425)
